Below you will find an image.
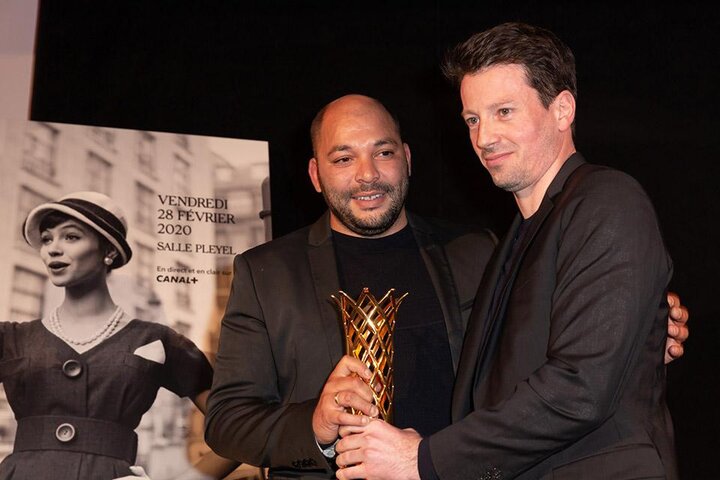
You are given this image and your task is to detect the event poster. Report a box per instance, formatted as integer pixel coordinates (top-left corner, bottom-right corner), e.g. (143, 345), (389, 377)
(0, 119), (269, 479)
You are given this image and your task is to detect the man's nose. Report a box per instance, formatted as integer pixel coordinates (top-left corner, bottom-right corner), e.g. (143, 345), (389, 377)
(355, 157), (380, 183)
(474, 118), (499, 151)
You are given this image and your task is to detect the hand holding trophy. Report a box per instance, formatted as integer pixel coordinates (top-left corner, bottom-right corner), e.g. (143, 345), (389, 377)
(332, 288), (408, 423)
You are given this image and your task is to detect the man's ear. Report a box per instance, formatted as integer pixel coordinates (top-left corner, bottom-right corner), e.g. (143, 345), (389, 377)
(308, 158), (322, 193)
(554, 90), (576, 132)
(403, 143), (412, 176)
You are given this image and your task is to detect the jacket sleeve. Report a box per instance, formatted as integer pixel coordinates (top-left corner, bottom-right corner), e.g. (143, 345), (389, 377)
(204, 253), (333, 474)
(426, 171), (673, 479)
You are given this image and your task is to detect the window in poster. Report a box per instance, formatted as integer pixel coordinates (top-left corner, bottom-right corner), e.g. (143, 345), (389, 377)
(0, 119), (269, 479)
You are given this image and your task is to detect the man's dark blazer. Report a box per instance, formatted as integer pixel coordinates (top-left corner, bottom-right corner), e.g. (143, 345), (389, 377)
(426, 154), (677, 479)
(205, 211), (496, 479)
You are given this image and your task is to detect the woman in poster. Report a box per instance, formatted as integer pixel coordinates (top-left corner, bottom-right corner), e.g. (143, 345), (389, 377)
(0, 191), (238, 479)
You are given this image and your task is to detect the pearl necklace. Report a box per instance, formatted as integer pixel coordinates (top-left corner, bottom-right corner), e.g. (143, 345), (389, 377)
(50, 305), (124, 346)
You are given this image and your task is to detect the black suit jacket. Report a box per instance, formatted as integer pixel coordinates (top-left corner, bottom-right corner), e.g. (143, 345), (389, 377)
(205, 212), (496, 479)
(426, 155), (677, 479)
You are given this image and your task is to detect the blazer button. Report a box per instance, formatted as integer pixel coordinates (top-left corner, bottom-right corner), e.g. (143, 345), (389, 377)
(55, 423), (76, 442)
(62, 359), (83, 378)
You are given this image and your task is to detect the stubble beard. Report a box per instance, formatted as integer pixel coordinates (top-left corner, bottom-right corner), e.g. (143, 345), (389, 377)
(490, 169), (525, 192)
(320, 176), (409, 237)
(482, 150), (525, 193)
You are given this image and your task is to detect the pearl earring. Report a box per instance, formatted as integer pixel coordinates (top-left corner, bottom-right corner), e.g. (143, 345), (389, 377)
(104, 256), (114, 266)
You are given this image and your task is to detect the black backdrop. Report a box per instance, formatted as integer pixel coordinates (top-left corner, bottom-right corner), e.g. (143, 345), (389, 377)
(30, 2), (719, 477)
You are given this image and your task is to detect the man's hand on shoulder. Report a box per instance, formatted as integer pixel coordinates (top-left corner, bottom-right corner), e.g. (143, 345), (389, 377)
(665, 291), (690, 364)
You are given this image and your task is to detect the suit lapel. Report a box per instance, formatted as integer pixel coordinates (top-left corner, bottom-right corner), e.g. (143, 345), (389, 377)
(474, 198), (554, 373)
(408, 214), (465, 372)
(451, 215), (518, 418)
(481, 156), (589, 369)
(306, 213), (344, 366)
(452, 153), (588, 419)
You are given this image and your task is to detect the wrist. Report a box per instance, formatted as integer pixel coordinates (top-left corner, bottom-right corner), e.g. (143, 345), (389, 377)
(312, 425), (338, 446)
(315, 436), (339, 458)
(417, 437), (439, 480)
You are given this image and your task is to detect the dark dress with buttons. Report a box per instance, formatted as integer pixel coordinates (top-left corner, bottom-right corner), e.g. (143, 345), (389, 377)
(0, 319), (213, 480)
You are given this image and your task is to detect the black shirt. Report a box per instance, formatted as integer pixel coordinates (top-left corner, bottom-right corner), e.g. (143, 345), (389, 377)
(332, 225), (454, 436)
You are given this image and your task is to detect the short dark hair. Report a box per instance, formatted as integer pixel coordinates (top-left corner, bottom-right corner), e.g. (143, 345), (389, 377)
(442, 22), (577, 108)
(39, 211), (79, 232)
(309, 95), (403, 157)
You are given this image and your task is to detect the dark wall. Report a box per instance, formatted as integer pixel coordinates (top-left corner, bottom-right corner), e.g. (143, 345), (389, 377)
(30, 2), (719, 477)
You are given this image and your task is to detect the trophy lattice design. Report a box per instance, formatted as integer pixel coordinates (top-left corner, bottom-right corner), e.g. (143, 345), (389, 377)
(332, 288), (407, 423)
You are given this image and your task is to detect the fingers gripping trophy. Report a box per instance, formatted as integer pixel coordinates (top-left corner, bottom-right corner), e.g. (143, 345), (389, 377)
(332, 288), (408, 422)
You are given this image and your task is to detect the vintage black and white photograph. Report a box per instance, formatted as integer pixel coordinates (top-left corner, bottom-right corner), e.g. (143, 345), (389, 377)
(0, 118), (268, 479)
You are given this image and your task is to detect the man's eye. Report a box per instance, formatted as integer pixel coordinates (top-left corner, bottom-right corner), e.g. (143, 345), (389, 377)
(332, 157), (351, 164)
(377, 150), (394, 158)
(499, 108), (512, 116)
(465, 117), (478, 126)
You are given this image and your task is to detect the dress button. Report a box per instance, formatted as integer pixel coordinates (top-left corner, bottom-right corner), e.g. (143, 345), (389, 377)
(62, 359), (82, 378)
(55, 423), (76, 442)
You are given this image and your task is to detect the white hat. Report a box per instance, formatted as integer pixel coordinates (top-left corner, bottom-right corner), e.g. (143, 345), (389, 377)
(23, 191), (132, 269)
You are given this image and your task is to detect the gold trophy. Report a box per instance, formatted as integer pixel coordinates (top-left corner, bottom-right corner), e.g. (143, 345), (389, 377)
(332, 288), (407, 423)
